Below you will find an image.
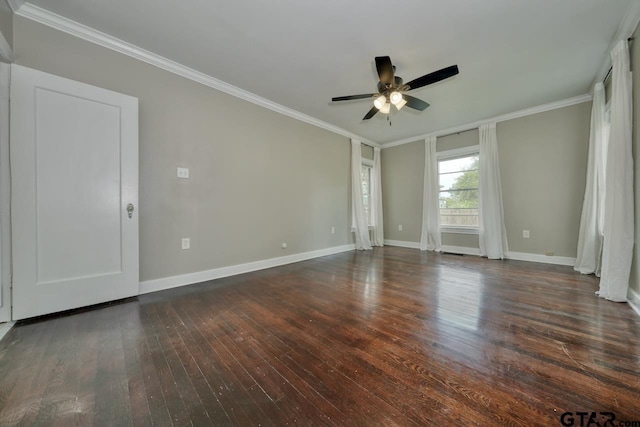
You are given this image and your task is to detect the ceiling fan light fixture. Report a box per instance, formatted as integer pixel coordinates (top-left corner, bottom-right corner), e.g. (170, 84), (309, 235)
(395, 98), (407, 111)
(331, 56), (458, 121)
(389, 91), (403, 105)
(373, 95), (386, 110)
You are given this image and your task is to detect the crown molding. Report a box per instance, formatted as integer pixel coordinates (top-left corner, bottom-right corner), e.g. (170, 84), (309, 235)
(382, 93), (592, 149)
(15, 3), (379, 147)
(592, 0), (640, 88)
(6, 0), (24, 13)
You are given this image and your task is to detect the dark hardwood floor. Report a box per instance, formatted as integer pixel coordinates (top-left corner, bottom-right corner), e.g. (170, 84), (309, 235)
(0, 247), (639, 426)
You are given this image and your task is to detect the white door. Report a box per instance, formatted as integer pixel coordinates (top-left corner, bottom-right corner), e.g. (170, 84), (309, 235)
(11, 64), (139, 320)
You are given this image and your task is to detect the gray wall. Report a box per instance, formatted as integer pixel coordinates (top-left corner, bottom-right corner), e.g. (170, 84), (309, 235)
(362, 144), (374, 161)
(0, 1), (11, 49)
(382, 140), (423, 242)
(629, 25), (640, 296)
(438, 129), (479, 152)
(382, 101), (591, 258)
(499, 103), (590, 257)
(13, 17), (352, 282)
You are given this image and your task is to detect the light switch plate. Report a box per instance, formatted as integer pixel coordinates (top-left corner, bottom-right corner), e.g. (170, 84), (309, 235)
(177, 167), (189, 179)
(182, 238), (190, 249)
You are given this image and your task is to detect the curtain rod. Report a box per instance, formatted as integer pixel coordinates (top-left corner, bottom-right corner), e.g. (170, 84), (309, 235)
(602, 37), (635, 84)
(439, 127), (478, 139)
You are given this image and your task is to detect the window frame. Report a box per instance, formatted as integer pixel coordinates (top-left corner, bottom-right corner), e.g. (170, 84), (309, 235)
(437, 145), (480, 235)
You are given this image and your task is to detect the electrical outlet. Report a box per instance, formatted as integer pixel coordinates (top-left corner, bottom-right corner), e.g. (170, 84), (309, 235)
(182, 238), (190, 249)
(281, 242), (287, 249)
(177, 167), (190, 179)
(331, 226), (335, 234)
(523, 230), (530, 239)
(398, 224), (403, 231)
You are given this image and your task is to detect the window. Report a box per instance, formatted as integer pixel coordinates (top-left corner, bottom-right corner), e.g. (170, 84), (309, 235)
(351, 159), (373, 230)
(438, 148), (479, 232)
(361, 161), (372, 224)
(352, 159), (374, 228)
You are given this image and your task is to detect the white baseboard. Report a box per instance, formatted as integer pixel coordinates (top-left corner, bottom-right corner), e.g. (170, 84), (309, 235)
(383, 242), (577, 267)
(628, 287), (640, 318)
(441, 245), (481, 256)
(508, 251), (576, 267)
(383, 240), (421, 249)
(139, 244), (356, 295)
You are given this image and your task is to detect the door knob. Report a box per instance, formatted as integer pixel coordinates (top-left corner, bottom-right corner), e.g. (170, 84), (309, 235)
(127, 203), (134, 219)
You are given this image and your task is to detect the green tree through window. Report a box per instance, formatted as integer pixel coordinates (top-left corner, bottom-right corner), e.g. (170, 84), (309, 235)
(439, 155), (479, 227)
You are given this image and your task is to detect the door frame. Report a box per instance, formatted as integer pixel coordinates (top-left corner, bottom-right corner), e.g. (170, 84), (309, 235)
(0, 54), (11, 323)
(0, 22), (13, 323)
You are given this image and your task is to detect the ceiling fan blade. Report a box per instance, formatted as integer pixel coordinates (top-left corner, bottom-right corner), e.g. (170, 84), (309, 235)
(332, 94), (378, 102)
(404, 65), (459, 91)
(403, 95), (430, 111)
(375, 56), (394, 85)
(363, 106), (379, 120)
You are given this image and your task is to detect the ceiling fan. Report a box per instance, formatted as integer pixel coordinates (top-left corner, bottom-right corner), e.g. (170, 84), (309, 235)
(332, 56), (459, 121)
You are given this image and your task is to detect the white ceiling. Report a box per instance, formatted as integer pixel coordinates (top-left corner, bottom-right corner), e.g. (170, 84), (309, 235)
(12, 0), (635, 144)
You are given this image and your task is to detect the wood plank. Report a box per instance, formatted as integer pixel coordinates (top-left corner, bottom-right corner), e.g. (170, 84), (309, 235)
(0, 247), (638, 425)
(175, 296), (282, 426)
(119, 303), (153, 427)
(94, 303), (134, 426)
(0, 315), (63, 425)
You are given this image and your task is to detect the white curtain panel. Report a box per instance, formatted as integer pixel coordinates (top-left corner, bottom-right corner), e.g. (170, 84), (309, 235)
(419, 136), (441, 251)
(351, 139), (372, 250)
(478, 122), (509, 259)
(598, 39), (634, 302)
(371, 147), (384, 246)
(575, 83), (606, 275)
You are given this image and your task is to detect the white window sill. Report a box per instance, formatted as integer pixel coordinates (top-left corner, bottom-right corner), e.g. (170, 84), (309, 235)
(440, 226), (479, 235)
(351, 226), (374, 231)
